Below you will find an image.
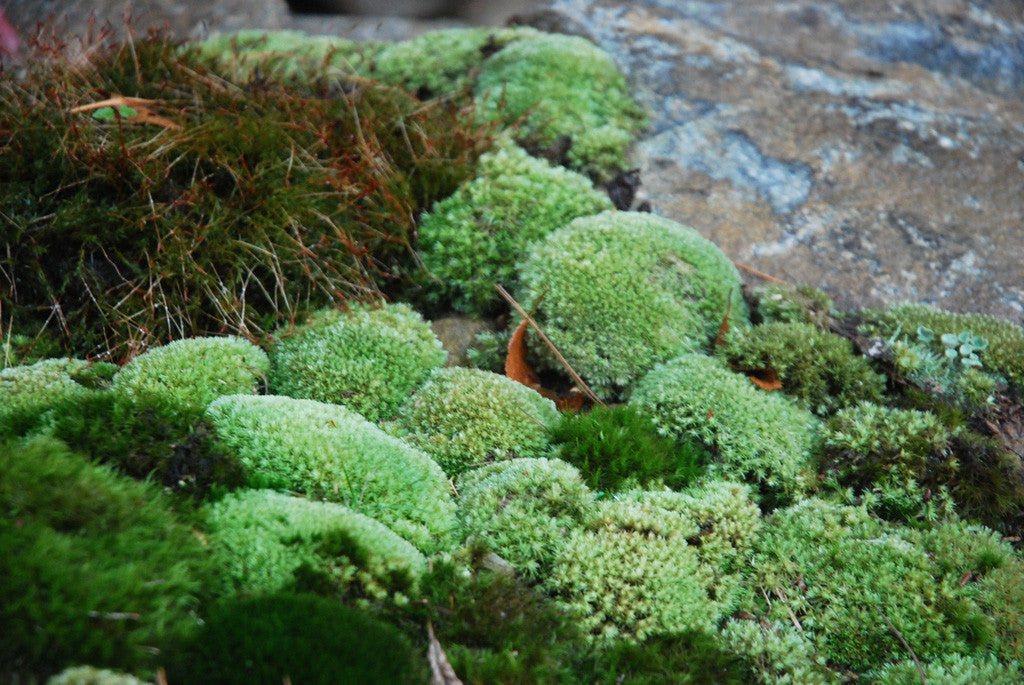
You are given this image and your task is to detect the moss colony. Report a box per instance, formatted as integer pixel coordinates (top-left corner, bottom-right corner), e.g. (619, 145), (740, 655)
(2, 26), (1024, 685)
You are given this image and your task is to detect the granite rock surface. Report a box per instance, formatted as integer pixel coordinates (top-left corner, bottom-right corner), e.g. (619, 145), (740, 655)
(523, 0), (1024, 323)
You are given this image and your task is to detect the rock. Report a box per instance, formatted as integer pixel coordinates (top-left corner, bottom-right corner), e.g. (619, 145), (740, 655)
(520, 0), (1024, 323)
(430, 315), (497, 367)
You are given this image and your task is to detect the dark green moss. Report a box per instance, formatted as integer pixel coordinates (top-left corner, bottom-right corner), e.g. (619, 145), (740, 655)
(550, 405), (708, 493)
(165, 593), (426, 684)
(0, 436), (211, 680)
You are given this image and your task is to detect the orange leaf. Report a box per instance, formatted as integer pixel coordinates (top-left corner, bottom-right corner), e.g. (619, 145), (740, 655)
(747, 367), (783, 391)
(505, 318), (585, 412)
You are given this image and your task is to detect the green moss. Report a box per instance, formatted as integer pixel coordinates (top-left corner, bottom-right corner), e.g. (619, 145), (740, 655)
(978, 557), (1024, 663)
(267, 302), (445, 423)
(475, 33), (646, 178)
(166, 593), (425, 685)
(456, 457), (597, 579)
(750, 283), (834, 328)
(717, 322), (886, 416)
(46, 666), (150, 685)
(418, 139), (613, 314)
(631, 354), (820, 503)
(0, 35), (486, 358)
(550, 404), (709, 493)
(202, 489), (425, 602)
(745, 498), (994, 671)
(718, 620), (832, 684)
(204, 394), (456, 553)
(372, 27), (538, 96)
(820, 402), (957, 522)
(868, 653), (1020, 684)
(542, 498), (722, 646)
(0, 358), (116, 438)
(516, 211), (748, 400)
(860, 302), (1024, 396)
(0, 436), (209, 678)
(394, 367), (559, 476)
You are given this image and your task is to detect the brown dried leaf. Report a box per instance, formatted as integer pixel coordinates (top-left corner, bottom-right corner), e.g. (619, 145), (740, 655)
(747, 367), (783, 391)
(505, 318), (585, 412)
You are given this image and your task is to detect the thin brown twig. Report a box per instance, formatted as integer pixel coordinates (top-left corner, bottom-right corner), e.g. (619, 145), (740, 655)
(874, 605), (926, 685)
(495, 284), (605, 407)
(734, 261), (790, 285)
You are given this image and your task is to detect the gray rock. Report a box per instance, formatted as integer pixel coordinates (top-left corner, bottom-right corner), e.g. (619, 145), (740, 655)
(522, 0), (1024, 323)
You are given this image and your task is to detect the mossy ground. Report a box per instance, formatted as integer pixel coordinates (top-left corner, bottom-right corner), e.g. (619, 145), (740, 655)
(2, 26), (1024, 685)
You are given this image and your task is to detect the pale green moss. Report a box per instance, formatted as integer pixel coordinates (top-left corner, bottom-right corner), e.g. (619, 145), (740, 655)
(631, 354), (819, 502)
(372, 27), (538, 95)
(112, 336), (269, 425)
(394, 367), (559, 476)
(542, 498), (722, 646)
(418, 139), (613, 313)
(860, 302), (1024, 395)
(456, 457), (596, 579)
(0, 358), (116, 438)
(868, 653), (1020, 684)
(475, 33), (646, 177)
(751, 283), (834, 328)
(46, 666), (150, 685)
(202, 489), (426, 602)
(267, 302), (446, 422)
(516, 211), (748, 400)
(196, 29), (379, 81)
(717, 322), (886, 416)
(746, 498), (995, 671)
(205, 394), (456, 553)
(719, 620), (833, 685)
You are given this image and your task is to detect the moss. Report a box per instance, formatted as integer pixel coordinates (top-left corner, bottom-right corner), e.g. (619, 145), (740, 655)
(0, 436), (209, 679)
(457, 458), (597, 579)
(0, 35), (486, 359)
(201, 489), (425, 602)
(394, 367), (559, 476)
(860, 302), (1024, 397)
(371, 27), (538, 96)
(267, 302), (446, 423)
(631, 354), (820, 504)
(542, 498), (723, 646)
(516, 211), (748, 400)
(718, 620), (833, 684)
(978, 556), (1024, 663)
(0, 358), (116, 438)
(550, 404), (709, 493)
(750, 283), (834, 328)
(745, 498), (995, 672)
(716, 322), (886, 416)
(868, 653), (1021, 684)
(204, 394), (456, 553)
(165, 593), (426, 685)
(46, 666), (150, 685)
(475, 33), (646, 178)
(418, 139), (613, 314)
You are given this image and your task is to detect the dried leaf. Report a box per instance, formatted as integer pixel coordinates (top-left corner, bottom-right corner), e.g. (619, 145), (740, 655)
(71, 95), (182, 130)
(714, 289), (733, 348)
(748, 367), (783, 391)
(505, 318), (585, 412)
(428, 621), (463, 685)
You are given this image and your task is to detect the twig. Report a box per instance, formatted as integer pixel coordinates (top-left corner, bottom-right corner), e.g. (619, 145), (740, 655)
(734, 261), (790, 285)
(773, 588), (803, 632)
(874, 605), (926, 685)
(495, 284), (605, 406)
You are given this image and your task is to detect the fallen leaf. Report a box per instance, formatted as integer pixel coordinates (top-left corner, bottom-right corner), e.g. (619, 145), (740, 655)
(714, 289), (733, 348)
(505, 318), (585, 412)
(747, 367), (783, 391)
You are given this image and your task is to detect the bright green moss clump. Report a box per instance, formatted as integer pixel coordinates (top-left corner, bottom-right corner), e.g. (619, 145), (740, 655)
(517, 211), (748, 400)
(717, 321), (886, 416)
(631, 354), (819, 503)
(394, 367), (559, 476)
(268, 302), (446, 422)
(205, 394), (456, 553)
(0, 358), (116, 438)
(475, 33), (647, 177)
(869, 653), (1021, 685)
(202, 489), (425, 602)
(457, 458), (596, 579)
(46, 666), (150, 685)
(418, 140), (613, 314)
(0, 436), (209, 678)
(745, 498), (996, 672)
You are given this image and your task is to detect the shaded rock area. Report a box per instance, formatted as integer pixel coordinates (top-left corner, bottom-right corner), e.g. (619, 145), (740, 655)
(524, 0), (1024, 323)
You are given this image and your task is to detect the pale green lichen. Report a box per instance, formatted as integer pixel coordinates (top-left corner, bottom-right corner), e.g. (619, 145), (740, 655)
(205, 394), (456, 553)
(394, 367), (559, 476)
(631, 353), (819, 502)
(456, 457), (596, 579)
(267, 302), (446, 422)
(418, 139), (613, 314)
(0, 358), (116, 438)
(112, 335), (269, 426)
(475, 33), (646, 178)
(202, 489), (426, 602)
(516, 211), (747, 401)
